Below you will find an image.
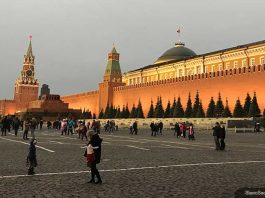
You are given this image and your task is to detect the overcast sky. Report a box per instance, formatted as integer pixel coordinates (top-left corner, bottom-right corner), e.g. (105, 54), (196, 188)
(0, 0), (264, 98)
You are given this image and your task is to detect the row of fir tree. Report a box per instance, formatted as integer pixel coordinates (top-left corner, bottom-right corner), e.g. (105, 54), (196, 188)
(84, 92), (263, 119)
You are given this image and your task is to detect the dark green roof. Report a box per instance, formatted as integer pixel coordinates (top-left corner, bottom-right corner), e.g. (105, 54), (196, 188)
(105, 60), (121, 75)
(155, 42), (196, 64)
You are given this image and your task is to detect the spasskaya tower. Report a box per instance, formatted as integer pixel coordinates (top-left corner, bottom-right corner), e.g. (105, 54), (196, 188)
(14, 36), (39, 111)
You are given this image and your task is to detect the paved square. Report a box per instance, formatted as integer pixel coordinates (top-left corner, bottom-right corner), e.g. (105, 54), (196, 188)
(1, 128), (265, 197)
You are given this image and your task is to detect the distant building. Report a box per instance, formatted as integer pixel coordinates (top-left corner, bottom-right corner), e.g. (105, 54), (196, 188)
(39, 84), (50, 99)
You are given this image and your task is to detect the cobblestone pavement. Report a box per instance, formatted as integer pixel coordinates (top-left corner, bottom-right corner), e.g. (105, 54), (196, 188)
(0, 128), (265, 198)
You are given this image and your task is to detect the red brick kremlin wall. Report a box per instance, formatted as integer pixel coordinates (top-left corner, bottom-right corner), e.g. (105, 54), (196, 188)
(61, 91), (99, 115)
(62, 64), (265, 117)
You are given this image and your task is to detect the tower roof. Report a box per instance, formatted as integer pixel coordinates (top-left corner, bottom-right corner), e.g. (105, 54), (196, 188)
(104, 46), (121, 77)
(26, 38), (34, 57)
(111, 46), (117, 53)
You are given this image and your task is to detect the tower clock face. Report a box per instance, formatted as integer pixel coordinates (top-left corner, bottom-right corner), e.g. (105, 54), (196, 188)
(26, 70), (33, 77)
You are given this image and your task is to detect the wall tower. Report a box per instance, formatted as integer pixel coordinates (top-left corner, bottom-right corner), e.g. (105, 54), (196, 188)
(99, 46), (124, 112)
(14, 36), (39, 111)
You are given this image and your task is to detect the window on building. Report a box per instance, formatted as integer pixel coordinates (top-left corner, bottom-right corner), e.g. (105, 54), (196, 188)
(205, 66), (208, 73)
(226, 63), (230, 70)
(211, 65), (215, 72)
(137, 77), (140, 84)
(179, 69), (183, 77)
(133, 78), (136, 84)
(242, 59), (247, 67)
(218, 64), (223, 71)
(147, 76), (150, 82)
(234, 61), (238, 69)
(260, 57), (264, 65)
(129, 79), (132, 85)
(196, 66), (201, 74)
(250, 58), (255, 66)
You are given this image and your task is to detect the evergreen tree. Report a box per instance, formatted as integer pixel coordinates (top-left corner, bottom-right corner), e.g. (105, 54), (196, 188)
(136, 100), (145, 118)
(120, 105), (126, 118)
(249, 92), (261, 117)
(103, 103), (110, 118)
(164, 100), (171, 118)
(184, 93), (193, 118)
(170, 97), (176, 117)
(115, 107), (121, 118)
(243, 93), (252, 117)
(109, 104), (115, 118)
(222, 99), (232, 117)
(98, 109), (104, 119)
(196, 100), (205, 118)
(173, 96), (184, 117)
(214, 93), (224, 117)
(263, 109), (265, 117)
(154, 96), (164, 118)
(92, 113), (96, 119)
(192, 91), (200, 117)
(130, 104), (137, 118)
(233, 98), (245, 117)
(125, 104), (130, 118)
(206, 97), (216, 118)
(147, 100), (155, 118)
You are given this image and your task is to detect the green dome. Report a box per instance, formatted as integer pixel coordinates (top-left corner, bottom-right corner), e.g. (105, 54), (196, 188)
(155, 42), (196, 64)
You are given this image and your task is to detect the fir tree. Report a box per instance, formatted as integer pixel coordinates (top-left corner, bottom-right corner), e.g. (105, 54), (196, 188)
(222, 98), (232, 117)
(103, 103), (110, 118)
(215, 93), (224, 117)
(263, 109), (265, 117)
(115, 107), (121, 118)
(125, 104), (130, 118)
(120, 105), (126, 118)
(249, 92), (261, 117)
(184, 93), (193, 118)
(173, 96), (184, 117)
(206, 97), (216, 118)
(136, 100), (145, 118)
(170, 97), (176, 117)
(92, 113), (96, 119)
(196, 100), (205, 118)
(147, 100), (155, 118)
(243, 93), (252, 117)
(98, 109), (104, 119)
(130, 104), (137, 118)
(233, 98), (245, 117)
(192, 91), (200, 117)
(154, 96), (164, 118)
(164, 100), (171, 118)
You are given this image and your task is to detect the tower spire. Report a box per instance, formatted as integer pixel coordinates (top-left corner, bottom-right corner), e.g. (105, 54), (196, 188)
(26, 35), (33, 57)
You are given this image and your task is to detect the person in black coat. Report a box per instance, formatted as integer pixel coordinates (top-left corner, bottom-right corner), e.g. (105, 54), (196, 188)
(87, 131), (102, 184)
(220, 123), (226, 150)
(212, 122), (221, 150)
(27, 139), (37, 175)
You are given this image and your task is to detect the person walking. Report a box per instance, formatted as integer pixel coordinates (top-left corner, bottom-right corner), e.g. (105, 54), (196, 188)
(133, 121), (138, 135)
(212, 122), (221, 150)
(13, 117), (20, 136)
(150, 121), (156, 137)
(39, 120), (43, 130)
(23, 119), (30, 140)
(158, 121), (163, 135)
(220, 122), (226, 150)
(26, 139), (38, 175)
(85, 131), (103, 184)
(188, 123), (195, 140)
(30, 118), (37, 139)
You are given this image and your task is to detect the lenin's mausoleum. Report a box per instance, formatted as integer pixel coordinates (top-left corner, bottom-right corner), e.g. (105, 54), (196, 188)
(1, 37), (265, 117)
